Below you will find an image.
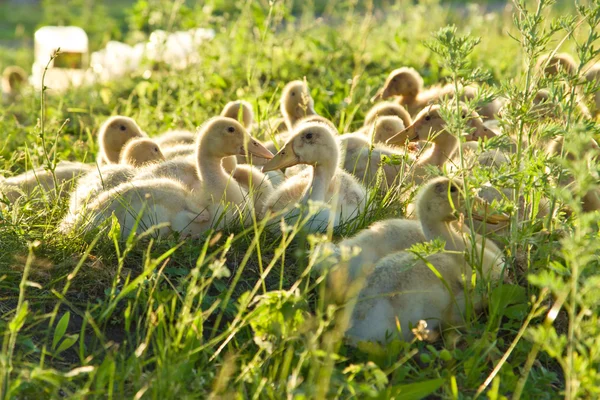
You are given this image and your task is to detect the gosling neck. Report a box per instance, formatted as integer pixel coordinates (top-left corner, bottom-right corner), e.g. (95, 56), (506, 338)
(302, 158), (337, 205)
(282, 107), (296, 131)
(419, 212), (465, 252)
(221, 156), (238, 174)
(197, 143), (230, 187)
(422, 131), (458, 167)
(104, 140), (121, 164)
(400, 94), (418, 114)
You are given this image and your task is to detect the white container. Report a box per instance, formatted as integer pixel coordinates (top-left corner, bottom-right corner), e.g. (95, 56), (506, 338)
(31, 26), (91, 91)
(91, 41), (145, 82)
(146, 28), (216, 70)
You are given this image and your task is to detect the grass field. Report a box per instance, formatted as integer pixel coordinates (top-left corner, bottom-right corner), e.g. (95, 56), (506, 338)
(1, 0), (600, 398)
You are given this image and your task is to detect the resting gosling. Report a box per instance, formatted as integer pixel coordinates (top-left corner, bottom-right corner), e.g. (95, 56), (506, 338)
(68, 137), (167, 214)
(280, 80), (317, 130)
(220, 100), (276, 172)
(363, 115), (406, 145)
(119, 138), (165, 167)
(2, 66), (28, 101)
(1, 161), (93, 203)
(221, 100), (254, 128)
(536, 52), (577, 77)
(157, 122), (234, 159)
(321, 177), (505, 280)
(219, 155), (276, 212)
(261, 122), (367, 232)
(373, 67), (501, 120)
(261, 83), (321, 159)
(364, 101), (412, 128)
(536, 53), (591, 118)
(346, 177), (505, 344)
(61, 178), (211, 238)
(341, 117), (414, 188)
(386, 104), (494, 184)
(98, 116), (145, 165)
(136, 117), (273, 210)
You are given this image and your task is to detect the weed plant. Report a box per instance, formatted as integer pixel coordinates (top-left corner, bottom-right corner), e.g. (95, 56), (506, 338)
(1, 0), (600, 398)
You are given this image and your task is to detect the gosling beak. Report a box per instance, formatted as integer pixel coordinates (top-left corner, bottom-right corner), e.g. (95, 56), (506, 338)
(469, 122), (495, 141)
(370, 86), (388, 103)
(387, 124), (417, 145)
(261, 144), (298, 172)
(476, 213), (510, 224)
(243, 139), (274, 160)
(370, 91), (382, 103)
(470, 197), (510, 224)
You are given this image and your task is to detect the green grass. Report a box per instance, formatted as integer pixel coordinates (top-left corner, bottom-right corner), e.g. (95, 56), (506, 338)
(2, 0), (600, 398)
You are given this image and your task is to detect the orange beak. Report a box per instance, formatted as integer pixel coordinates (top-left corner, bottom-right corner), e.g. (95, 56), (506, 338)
(470, 197), (510, 224)
(261, 142), (299, 172)
(386, 123), (418, 145)
(243, 137), (274, 160)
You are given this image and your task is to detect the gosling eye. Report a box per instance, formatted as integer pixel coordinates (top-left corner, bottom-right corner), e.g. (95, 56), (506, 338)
(154, 147), (159, 152)
(450, 185), (458, 193)
(120, 125), (127, 131)
(461, 114), (466, 119)
(425, 115), (431, 121)
(305, 132), (313, 140)
(291, 91), (295, 96)
(227, 126), (235, 133)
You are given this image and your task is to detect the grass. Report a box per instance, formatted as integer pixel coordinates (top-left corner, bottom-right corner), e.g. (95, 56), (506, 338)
(2, 0), (600, 398)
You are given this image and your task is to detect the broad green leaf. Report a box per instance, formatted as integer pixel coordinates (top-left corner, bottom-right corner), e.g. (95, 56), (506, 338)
(56, 334), (79, 355)
(489, 285), (527, 322)
(53, 312), (70, 350)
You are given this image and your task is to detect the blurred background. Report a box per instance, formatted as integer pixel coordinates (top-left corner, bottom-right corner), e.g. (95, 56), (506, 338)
(2, 0), (580, 63)
(1, 0), (517, 67)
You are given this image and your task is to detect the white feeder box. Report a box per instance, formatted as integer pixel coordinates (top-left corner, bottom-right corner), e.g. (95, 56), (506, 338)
(31, 26), (92, 91)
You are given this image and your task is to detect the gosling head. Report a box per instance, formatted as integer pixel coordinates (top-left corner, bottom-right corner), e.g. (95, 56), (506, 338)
(416, 177), (463, 222)
(262, 122), (339, 172)
(585, 64), (600, 82)
(416, 177), (509, 224)
(220, 100), (254, 128)
(372, 67), (424, 102)
(369, 116), (405, 144)
(533, 89), (551, 105)
(476, 149), (510, 169)
(364, 101), (412, 127)
(197, 117), (274, 160)
(2, 66), (27, 95)
(281, 80), (317, 127)
(98, 116), (145, 164)
(536, 53), (577, 78)
(386, 104), (493, 145)
(120, 138), (165, 167)
(531, 89), (562, 119)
